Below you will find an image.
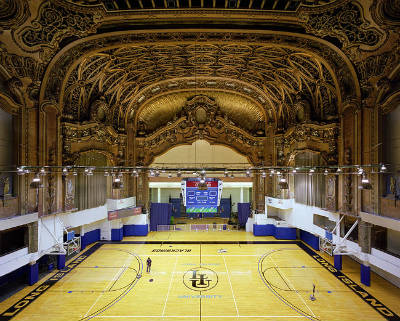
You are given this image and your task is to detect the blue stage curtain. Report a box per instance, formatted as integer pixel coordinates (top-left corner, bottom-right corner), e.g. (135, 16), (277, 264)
(170, 198), (181, 217)
(238, 203), (250, 227)
(150, 203), (171, 231)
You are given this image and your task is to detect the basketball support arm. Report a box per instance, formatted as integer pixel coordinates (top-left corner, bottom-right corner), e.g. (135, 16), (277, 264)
(333, 219), (358, 255)
(39, 217), (67, 255)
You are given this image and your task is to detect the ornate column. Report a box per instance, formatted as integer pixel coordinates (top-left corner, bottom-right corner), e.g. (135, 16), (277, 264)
(39, 101), (62, 216)
(340, 98), (361, 215)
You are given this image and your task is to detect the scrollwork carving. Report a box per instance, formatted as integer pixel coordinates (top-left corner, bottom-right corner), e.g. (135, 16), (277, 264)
(304, 2), (383, 52)
(0, 0), (30, 30)
(14, 1), (102, 57)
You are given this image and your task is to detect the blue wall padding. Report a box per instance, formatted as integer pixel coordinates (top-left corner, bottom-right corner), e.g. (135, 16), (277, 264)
(266, 224), (276, 236)
(28, 263), (38, 286)
(334, 255), (342, 270)
(253, 224), (268, 236)
(275, 227), (297, 240)
(57, 255), (66, 270)
(361, 264), (371, 286)
(81, 229), (100, 250)
(254, 224), (296, 239)
(123, 224), (148, 236)
(111, 228), (123, 241)
(300, 230), (320, 250)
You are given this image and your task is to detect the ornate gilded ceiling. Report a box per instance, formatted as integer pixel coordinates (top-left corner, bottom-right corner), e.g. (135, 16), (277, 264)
(60, 41), (339, 131)
(0, 0), (399, 140)
(137, 90), (265, 133)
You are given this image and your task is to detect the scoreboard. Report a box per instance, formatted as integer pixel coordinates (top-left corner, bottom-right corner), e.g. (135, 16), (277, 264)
(181, 179), (223, 214)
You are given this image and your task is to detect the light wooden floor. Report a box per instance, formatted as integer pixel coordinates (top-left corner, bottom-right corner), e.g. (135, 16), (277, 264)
(1, 231), (400, 321)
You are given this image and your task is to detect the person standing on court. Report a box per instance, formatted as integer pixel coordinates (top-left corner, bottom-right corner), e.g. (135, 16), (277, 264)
(146, 257), (152, 273)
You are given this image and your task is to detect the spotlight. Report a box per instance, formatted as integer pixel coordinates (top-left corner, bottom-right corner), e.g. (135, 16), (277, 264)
(246, 170), (251, 177)
(262, 171), (266, 178)
(104, 171), (110, 177)
(30, 176), (43, 189)
(357, 167), (364, 175)
(201, 169), (206, 176)
(112, 177), (124, 189)
(17, 167), (25, 175)
(292, 169), (297, 174)
(224, 170), (229, 177)
(337, 168), (342, 173)
(278, 177), (289, 189)
(309, 168), (315, 176)
(62, 168), (68, 176)
(324, 169), (329, 176)
(277, 171), (281, 176)
(380, 164), (387, 172)
(359, 175), (372, 190)
(40, 167), (46, 175)
(155, 170), (160, 177)
(168, 173), (172, 178)
(130, 170), (137, 177)
(85, 168), (93, 176)
(149, 170), (155, 177)
(270, 169), (275, 175)
(73, 171), (78, 176)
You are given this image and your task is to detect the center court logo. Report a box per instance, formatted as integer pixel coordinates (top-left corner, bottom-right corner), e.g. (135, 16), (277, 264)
(183, 267), (218, 291)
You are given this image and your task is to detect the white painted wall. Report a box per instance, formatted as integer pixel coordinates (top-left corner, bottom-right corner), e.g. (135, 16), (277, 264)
(59, 205), (108, 228)
(106, 197), (136, 211)
(0, 248), (37, 277)
(0, 212), (38, 231)
(122, 214), (148, 225)
(275, 201), (340, 238)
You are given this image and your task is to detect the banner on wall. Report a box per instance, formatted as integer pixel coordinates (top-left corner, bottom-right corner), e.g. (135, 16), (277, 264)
(108, 206), (142, 220)
(181, 178), (223, 214)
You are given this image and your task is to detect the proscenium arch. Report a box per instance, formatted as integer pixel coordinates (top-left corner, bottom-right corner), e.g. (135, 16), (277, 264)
(39, 29), (361, 127)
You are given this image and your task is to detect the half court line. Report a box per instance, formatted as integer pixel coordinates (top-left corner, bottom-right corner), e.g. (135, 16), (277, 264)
(162, 255), (179, 317)
(223, 255), (239, 317)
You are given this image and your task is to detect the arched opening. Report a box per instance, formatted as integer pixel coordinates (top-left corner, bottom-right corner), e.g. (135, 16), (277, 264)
(149, 140), (252, 215)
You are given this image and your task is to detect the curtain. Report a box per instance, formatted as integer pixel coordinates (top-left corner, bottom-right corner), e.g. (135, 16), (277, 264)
(150, 203), (171, 231)
(237, 203), (250, 227)
(75, 152), (109, 210)
(294, 152), (326, 208)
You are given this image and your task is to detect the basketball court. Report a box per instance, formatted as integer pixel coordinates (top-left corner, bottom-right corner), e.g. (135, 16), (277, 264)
(1, 230), (399, 321)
